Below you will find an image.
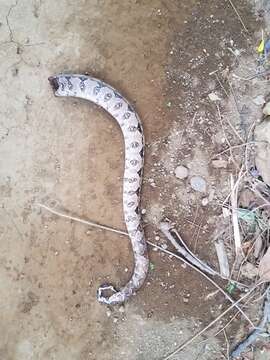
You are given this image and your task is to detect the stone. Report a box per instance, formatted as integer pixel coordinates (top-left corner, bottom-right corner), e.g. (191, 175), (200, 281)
(208, 92), (221, 102)
(174, 165), (189, 179)
(263, 102), (270, 116)
(201, 197), (208, 206)
(255, 120), (270, 185)
(190, 176), (207, 192)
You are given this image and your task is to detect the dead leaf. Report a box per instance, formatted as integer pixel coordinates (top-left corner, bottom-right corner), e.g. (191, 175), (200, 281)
(259, 247), (270, 281)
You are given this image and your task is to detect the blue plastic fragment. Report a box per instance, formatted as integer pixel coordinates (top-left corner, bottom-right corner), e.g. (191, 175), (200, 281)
(264, 39), (270, 56)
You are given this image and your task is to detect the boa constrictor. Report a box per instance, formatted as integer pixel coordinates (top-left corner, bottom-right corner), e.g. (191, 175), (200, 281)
(49, 74), (149, 305)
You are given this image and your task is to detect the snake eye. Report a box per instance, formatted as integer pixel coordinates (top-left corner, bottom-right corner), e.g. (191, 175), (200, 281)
(65, 77), (73, 90)
(114, 102), (122, 109)
(130, 159), (138, 166)
(123, 112), (131, 119)
(104, 93), (112, 101)
(79, 78), (86, 91)
(93, 86), (101, 95)
(131, 142), (139, 148)
(127, 202), (135, 207)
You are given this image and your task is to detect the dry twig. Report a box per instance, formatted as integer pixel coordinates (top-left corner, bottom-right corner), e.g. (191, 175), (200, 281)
(215, 238), (230, 278)
(161, 282), (264, 360)
(230, 174), (243, 256)
(38, 203), (127, 236)
(227, 0), (248, 33)
(39, 203), (253, 326)
(230, 287), (270, 358)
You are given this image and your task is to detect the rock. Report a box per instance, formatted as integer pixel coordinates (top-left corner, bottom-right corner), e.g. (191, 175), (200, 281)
(190, 176), (207, 192)
(208, 92), (221, 102)
(174, 165), (189, 179)
(211, 159), (228, 169)
(255, 120), (270, 185)
(201, 197), (208, 206)
(222, 207), (230, 218)
(253, 95), (265, 106)
(263, 101), (270, 116)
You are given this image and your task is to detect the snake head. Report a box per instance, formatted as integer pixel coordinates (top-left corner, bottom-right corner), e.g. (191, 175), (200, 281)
(48, 74), (75, 97)
(97, 284), (117, 304)
(97, 284), (127, 305)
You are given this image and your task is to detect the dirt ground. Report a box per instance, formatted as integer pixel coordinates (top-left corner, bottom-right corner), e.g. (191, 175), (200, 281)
(0, 0), (269, 359)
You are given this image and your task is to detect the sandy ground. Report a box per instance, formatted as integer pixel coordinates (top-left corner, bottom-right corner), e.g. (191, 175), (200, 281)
(0, 1), (268, 359)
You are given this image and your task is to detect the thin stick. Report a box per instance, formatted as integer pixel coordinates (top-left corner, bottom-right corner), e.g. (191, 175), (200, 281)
(214, 73), (230, 98)
(223, 330), (230, 360)
(214, 141), (260, 157)
(161, 282), (263, 360)
(213, 288), (261, 337)
(184, 217), (209, 232)
(230, 287), (270, 358)
(216, 105), (238, 169)
(38, 203), (128, 236)
(39, 203), (253, 326)
(230, 174), (242, 255)
(215, 238), (230, 278)
(232, 69), (270, 81)
(154, 237), (254, 327)
(227, 0), (248, 32)
(160, 221), (217, 276)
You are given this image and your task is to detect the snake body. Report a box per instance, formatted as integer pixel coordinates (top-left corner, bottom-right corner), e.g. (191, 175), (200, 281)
(49, 74), (149, 305)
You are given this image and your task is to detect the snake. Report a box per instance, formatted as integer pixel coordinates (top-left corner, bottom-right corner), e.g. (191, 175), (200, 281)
(49, 74), (149, 305)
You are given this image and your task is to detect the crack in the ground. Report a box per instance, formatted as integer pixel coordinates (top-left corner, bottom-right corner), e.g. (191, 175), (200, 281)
(6, 0), (19, 43)
(2, 0), (43, 70)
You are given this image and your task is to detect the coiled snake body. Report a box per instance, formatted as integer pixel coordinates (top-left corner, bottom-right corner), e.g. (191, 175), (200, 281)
(49, 74), (149, 305)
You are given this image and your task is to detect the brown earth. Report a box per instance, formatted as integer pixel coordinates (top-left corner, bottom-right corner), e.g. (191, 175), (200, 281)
(0, 0), (266, 359)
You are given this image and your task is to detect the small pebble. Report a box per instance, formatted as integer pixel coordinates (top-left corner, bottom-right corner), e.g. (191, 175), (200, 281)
(174, 165), (189, 179)
(208, 92), (221, 102)
(263, 101), (270, 116)
(183, 297), (189, 303)
(118, 306), (125, 313)
(202, 197), (208, 206)
(190, 176), (207, 192)
(106, 309), (112, 317)
(141, 208), (146, 215)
